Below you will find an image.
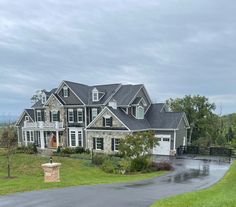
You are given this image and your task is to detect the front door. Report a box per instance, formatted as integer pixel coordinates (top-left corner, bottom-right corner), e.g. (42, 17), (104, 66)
(51, 134), (57, 148)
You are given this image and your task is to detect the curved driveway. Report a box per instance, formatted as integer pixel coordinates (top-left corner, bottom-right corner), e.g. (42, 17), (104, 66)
(0, 158), (230, 207)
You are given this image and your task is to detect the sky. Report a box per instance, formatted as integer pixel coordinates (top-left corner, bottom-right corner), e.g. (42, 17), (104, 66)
(0, 0), (236, 117)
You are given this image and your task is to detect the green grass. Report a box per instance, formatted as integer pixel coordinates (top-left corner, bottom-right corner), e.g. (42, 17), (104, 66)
(0, 153), (166, 195)
(151, 161), (236, 207)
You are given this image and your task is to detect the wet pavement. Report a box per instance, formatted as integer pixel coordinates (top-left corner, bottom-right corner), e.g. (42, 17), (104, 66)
(0, 158), (230, 207)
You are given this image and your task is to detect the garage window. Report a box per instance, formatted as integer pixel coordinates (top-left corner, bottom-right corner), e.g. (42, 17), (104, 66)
(163, 138), (170, 142)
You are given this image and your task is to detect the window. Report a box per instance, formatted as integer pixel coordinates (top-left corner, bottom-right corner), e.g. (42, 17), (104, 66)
(30, 131), (34, 142)
(26, 131), (34, 142)
(70, 131), (76, 147)
(63, 86), (69, 97)
(103, 116), (112, 127)
(77, 109), (83, 123)
(42, 95), (46, 104)
(112, 138), (120, 151)
(163, 138), (170, 142)
(27, 131), (30, 142)
(92, 108), (98, 120)
(136, 106), (144, 119)
(68, 109), (74, 123)
(78, 131), (82, 147)
(52, 111), (59, 122)
(37, 110), (42, 121)
(93, 137), (104, 150)
(25, 116), (29, 121)
(23, 131), (26, 141)
(92, 88), (99, 102)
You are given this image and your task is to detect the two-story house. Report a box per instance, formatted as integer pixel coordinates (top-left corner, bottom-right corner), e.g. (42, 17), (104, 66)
(16, 80), (189, 155)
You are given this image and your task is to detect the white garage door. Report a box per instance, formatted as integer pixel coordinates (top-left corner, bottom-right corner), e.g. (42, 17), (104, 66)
(153, 135), (171, 155)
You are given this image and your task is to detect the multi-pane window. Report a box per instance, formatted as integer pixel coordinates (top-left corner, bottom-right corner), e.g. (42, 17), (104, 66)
(68, 109), (74, 123)
(92, 108), (98, 120)
(52, 111), (59, 122)
(92, 88), (99, 102)
(77, 109), (83, 123)
(114, 138), (120, 151)
(27, 131), (30, 142)
(25, 116), (29, 121)
(37, 110), (42, 121)
(63, 86), (69, 97)
(70, 131), (76, 147)
(78, 131), (82, 147)
(105, 117), (112, 127)
(30, 131), (34, 142)
(136, 106), (144, 119)
(96, 138), (103, 150)
(26, 131), (34, 142)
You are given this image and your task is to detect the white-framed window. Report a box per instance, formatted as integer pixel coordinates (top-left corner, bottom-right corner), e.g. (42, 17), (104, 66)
(92, 88), (99, 102)
(136, 106), (144, 119)
(92, 108), (98, 120)
(37, 110), (42, 121)
(93, 137), (103, 150)
(42, 94), (46, 104)
(26, 131), (34, 142)
(51, 111), (59, 122)
(103, 116), (112, 127)
(163, 138), (170, 142)
(69, 128), (83, 147)
(63, 86), (69, 97)
(22, 131), (26, 141)
(114, 138), (120, 151)
(25, 116), (29, 121)
(68, 109), (74, 123)
(70, 131), (76, 147)
(77, 109), (83, 123)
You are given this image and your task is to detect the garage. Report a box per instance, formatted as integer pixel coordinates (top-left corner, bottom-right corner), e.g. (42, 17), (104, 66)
(153, 134), (171, 155)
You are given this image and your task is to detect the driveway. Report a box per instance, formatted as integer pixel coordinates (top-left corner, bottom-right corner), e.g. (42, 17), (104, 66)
(0, 158), (230, 207)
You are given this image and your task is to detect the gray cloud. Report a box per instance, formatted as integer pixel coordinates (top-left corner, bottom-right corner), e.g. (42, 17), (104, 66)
(0, 0), (235, 115)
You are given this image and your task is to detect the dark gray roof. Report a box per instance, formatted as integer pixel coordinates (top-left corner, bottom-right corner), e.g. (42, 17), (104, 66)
(44, 88), (57, 97)
(108, 107), (151, 130)
(132, 97), (143, 105)
(113, 84), (143, 106)
(32, 100), (43, 108)
(146, 104), (185, 129)
(25, 109), (35, 121)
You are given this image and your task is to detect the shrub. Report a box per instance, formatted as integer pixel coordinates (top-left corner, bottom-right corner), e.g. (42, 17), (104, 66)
(70, 153), (91, 160)
(16, 144), (37, 154)
(92, 153), (107, 166)
(150, 161), (172, 171)
(56, 146), (61, 153)
(130, 156), (150, 172)
(118, 159), (131, 174)
(61, 147), (76, 154)
(75, 147), (85, 154)
(101, 159), (118, 173)
(85, 149), (90, 154)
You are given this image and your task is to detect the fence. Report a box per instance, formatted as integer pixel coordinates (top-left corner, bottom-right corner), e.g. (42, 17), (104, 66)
(177, 145), (234, 157)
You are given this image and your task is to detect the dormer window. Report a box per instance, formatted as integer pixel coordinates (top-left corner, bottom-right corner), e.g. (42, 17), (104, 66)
(92, 88), (99, 102)
(42, 95), (46, 104)
(136, 106), (144, 119)
(25, 116), (29, 121)
(63, 86), (69, 97)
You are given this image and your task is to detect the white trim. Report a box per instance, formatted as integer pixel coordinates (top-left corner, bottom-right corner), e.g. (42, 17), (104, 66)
(136, 105), (144, 119)
(44, 93), (65, 106)
(85, 129), (129, 132)
(55, 81), (85, 105)
(68, 127), (83, 147)
(128, 85), (143, 106)
(36, 110), (42, 121)
(25, 116), (29, 121)
(86, 107), (131, 131)
(68, 109), (74, 123)
(94, 137), (104, 150)
(174, 130), (176, 150)
(177, 114), (190, 129)
(77, 108), (83, 123)
(91, 108), (98, 120)
(155, 134), (171, 138)
(16, 110), (34, 126)
(131, 128), (178, 132)
(92, 88), (99, 102)
(63, 86), (69, 97)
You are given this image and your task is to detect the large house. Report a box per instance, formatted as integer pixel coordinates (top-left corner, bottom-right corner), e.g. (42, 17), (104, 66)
(16, 80), (189, 156)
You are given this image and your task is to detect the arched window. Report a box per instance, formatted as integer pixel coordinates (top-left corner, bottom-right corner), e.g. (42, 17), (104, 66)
(92, 88), (99, 102)
(136, 106), (144, 119)
(63, 86), (69, 97)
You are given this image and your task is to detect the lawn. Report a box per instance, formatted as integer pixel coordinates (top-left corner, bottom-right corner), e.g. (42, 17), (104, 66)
(0, 153), (166, 195)
(151, 160), (236, 207)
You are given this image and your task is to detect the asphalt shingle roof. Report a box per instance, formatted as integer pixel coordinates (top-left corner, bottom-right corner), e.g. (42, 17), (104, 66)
(25, 109), (35, 121)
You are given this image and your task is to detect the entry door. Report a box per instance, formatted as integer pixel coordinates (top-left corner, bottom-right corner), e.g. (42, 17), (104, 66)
(153, 135), (171, 155)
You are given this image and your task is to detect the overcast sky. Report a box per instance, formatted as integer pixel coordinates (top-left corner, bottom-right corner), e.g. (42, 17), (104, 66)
(0, 0), (236, 116)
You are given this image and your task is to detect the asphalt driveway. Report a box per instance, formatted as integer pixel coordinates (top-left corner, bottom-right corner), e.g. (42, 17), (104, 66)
(0, 158), (230, 207)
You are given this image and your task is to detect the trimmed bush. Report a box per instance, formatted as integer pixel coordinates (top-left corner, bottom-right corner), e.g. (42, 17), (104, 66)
(101, 159), (118, 173)
(92, 153), (107, 166)
(16, 144), (37, 154)
(75, 147), (85, 154)
(118, 159), (131, 174)
(61, 147), (76, 154)
(130, 156), (150, 172)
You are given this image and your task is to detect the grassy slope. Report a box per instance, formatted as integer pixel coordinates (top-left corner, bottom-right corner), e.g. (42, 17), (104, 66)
(151, 161), (236, 207)
(0, 153), (165, 195)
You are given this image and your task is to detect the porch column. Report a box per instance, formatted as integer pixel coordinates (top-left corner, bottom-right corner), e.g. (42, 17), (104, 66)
(56, 131), (59, 148)
(40, 130), (45, 149)
(24, 131), (28, 146)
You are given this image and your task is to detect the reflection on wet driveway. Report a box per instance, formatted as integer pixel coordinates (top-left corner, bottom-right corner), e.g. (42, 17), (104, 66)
(0, 158), (231, 207)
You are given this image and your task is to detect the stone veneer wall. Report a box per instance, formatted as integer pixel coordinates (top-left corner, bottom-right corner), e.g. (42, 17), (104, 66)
(87, 131), (130, 153)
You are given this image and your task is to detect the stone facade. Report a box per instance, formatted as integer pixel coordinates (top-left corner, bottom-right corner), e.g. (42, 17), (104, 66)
(41, 163), (61, 182)
(87, 131), (130, 153)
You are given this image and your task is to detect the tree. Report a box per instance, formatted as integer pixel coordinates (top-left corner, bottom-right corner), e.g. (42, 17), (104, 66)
(0, 126), (18, 178)
(166, 95), (216, 144)
(226, 127), (234, 142)
(119, 131), (159, 158)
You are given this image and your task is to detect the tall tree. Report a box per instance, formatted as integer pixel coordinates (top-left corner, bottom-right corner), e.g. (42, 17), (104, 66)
(0, 126), (18, 178)
(166, 95), (216, 144)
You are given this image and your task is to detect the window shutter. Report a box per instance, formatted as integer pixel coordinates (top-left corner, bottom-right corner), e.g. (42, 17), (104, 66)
(68, 88), (70, 96)
(111, 138), (114, 151)
(42, 110), (44, 121)
(103, 117), (105, 126)
(110, 117), (113, 127)
(50, 111), (52, 122)
(74, 109), (77, 123)
(101, 138), (104, 150)
(58, 111), (60, 121)
(67, 109), (69, 122)
(62, 88), (64, 96)
(93, 138), (96, 149)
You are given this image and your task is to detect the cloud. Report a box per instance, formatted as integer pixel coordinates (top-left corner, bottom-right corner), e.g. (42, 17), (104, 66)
(0, 0), (235, 115)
